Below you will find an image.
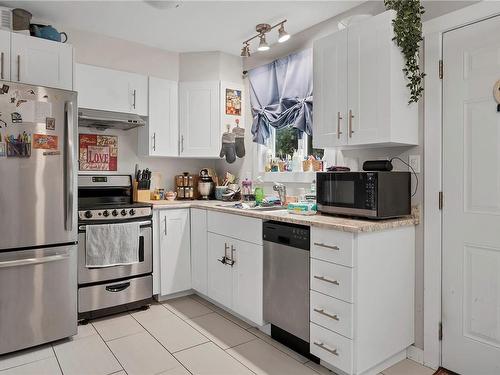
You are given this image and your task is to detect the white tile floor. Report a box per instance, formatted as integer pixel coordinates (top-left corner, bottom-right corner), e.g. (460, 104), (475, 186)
(0, 295), (435, 375)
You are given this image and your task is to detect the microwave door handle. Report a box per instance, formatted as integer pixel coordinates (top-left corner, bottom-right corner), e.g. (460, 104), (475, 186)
(64, 101), (75, 232)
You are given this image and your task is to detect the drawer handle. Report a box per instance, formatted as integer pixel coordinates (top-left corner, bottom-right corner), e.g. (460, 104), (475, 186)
(313, 341), (339, 356)
(314, 242), (339, 251)
(105, 282), (131, 293)
(314, 275), (340, 286)
(313, 308), (340, 321)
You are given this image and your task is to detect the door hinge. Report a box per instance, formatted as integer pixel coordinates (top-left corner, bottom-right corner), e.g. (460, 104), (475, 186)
(439, 191), (443, 210)
(439, 322), (443, 341)
(439, 60), (443, 79)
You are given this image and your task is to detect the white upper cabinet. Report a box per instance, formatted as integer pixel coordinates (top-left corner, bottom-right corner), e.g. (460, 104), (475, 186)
(313, 10), (418, 149)
(76, 64), (148, 115)
(138, 77), (178, 157)
(0, 30), (11, 81)
(179, 81), (220, 157)
(11, 33), (73, 90)
(313, 30), (348, 148)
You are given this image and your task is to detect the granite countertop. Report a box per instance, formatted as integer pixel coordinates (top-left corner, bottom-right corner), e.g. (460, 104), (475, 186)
(139, 199), (419, 233)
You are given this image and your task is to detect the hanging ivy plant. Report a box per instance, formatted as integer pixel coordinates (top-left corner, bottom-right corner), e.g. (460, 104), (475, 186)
(384, 0), (426, 104)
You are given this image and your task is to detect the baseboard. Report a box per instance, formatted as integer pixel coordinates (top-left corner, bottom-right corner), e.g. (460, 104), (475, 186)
(155, 289), (194, 302)
(407, 345), (424, 365)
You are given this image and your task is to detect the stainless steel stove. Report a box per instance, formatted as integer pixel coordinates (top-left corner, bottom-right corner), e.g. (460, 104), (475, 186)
(77, 175), (153, 321)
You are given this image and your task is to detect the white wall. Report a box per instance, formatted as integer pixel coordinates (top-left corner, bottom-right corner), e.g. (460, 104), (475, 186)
(66, 29), (215, 189)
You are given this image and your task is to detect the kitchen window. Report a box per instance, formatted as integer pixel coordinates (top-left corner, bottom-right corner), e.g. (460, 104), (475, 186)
(269, 126), (324, 160)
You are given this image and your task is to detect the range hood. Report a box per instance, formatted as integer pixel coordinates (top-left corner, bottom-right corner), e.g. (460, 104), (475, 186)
(78, 108), (146, 131)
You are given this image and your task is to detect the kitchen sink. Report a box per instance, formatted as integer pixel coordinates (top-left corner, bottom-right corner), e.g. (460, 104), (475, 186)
(215, 203), (286, 212)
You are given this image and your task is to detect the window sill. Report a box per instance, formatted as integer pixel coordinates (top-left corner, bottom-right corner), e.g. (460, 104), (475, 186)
(260, 171), (316, 184)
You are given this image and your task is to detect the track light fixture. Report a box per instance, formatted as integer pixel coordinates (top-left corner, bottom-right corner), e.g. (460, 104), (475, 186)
(241, 20), (290, 57)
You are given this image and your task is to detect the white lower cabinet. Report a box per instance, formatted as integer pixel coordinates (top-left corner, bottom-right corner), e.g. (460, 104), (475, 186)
(158, 209), (191, 296)
(190, 208), (208, 295)
(310, 226), (415, 375)
(205, 212), (263, 326)
(207, 232), (233, 307)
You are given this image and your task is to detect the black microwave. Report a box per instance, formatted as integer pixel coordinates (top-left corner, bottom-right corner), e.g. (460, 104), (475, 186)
(316, 172), (411, 219)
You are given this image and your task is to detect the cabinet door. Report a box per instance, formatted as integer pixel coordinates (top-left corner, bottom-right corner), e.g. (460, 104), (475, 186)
(190, 208), (208, 294)
(347, 11), (393, 145)
(232, 238), (264, 325)
(76, 64), (131, 112)
(11, 33), (72, 90)
(128, 72), (148, 116)
(313, 30), (348, 148)
(159, 209), (191, 296)
(179, 81), (220, 157)
(207, 232), (233, 307)
(0, 30), (10, 81)
(139, 77), (178, 156)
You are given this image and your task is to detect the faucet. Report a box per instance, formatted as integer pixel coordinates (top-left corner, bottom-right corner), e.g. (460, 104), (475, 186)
(273, 183), (287, 206)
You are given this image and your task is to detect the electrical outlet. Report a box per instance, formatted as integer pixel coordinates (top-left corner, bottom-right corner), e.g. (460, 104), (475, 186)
(409, 155), (420, 173)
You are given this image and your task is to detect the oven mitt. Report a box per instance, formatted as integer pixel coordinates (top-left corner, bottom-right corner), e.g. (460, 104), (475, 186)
(232, 126), (245, 158)
(219, 132), (236, 164)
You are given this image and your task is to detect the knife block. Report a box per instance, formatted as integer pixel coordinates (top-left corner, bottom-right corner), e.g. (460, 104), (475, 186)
(133, 180), (151, 202)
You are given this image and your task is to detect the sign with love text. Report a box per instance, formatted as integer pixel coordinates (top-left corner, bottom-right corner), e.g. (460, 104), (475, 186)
(79, 134), (118, 171)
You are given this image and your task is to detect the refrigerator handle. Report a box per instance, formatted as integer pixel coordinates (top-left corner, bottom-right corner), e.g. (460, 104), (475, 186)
(64, 101), (75, 232)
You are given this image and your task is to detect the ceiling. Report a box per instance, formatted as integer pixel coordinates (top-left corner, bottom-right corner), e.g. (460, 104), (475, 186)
(0, 1), (364, 55)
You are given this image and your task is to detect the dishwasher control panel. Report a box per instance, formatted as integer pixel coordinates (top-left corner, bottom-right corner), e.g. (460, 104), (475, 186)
(263, 221), (310, 250)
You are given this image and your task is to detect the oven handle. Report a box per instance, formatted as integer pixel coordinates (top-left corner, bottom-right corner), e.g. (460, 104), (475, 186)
(78, 221), (152, 231)
(105, 282), (131, 293)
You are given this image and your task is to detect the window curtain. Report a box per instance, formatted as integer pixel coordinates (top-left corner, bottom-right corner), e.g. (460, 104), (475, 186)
(248, 48), (313, 145)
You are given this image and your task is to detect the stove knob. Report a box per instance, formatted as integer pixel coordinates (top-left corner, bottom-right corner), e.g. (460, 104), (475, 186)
(121, 209), (127, 216)
(129, 209), (136, 216)
(103, 210), (110, 217)
(84, 210), (93, 219)
(112, 210), (118, 217)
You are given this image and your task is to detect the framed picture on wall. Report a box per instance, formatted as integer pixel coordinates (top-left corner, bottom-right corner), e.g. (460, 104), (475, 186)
(225, 88), (242, 116)
(79, 134), (118, 171)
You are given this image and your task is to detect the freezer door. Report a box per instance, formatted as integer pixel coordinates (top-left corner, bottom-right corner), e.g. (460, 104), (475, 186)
(0, 244), (77, 354)
(0, 82), (77, 250)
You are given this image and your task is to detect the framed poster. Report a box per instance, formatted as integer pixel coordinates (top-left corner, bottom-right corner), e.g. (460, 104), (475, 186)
(225, 88), (242, 116)
(79, 134), (118, 171)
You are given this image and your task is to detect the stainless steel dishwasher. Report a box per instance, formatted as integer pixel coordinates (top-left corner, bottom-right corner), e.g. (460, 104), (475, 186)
(263, 221), (317, 361)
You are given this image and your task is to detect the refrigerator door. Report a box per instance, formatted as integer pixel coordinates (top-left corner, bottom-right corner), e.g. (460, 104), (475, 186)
(0, 81), (77, 250)
(0, 244), (77, 354)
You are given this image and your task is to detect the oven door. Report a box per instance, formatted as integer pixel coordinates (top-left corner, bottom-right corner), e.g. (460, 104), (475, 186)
(78, 220), (152, 284)
(316, 172), (377, 217)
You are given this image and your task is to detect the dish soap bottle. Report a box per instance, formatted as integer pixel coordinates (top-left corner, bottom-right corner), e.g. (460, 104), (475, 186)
(254, 176), (265, 205)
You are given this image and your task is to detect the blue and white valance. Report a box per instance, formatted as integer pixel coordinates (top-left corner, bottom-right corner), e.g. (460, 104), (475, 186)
(248, 48), (313, 145)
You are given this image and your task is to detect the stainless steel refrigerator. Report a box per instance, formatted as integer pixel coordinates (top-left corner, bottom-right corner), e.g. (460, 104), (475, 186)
(0, 81), (78, 355)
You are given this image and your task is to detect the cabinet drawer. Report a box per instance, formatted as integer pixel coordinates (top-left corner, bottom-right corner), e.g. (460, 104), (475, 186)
(311, 259), (353, 303)
(311, 290), (353, 339)
(208, 211), (262, 245)
(310, 322), (352, 374)
(311, 227), (354, 267)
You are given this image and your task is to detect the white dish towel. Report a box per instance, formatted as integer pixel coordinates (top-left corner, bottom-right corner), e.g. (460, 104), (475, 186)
(86, 222), (140, 268)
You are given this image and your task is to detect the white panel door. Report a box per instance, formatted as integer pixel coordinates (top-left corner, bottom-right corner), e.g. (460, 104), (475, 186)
(442, 15), (500, 375)
(179, 81), (220, 157)
(76, 64), (131, 113)
(11, 33), (72, 90)
(140, 77), (178, 156)
(347, 11), (392, 145)
(0, 30), (10, 81)
(128, 72), (148, 116)
(313, 29), (348, 148)
(190, 208), (208, 295)
(232, 238), (263, 325)
(159, 209), (191, 296)
(207, 233), (233, 308)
